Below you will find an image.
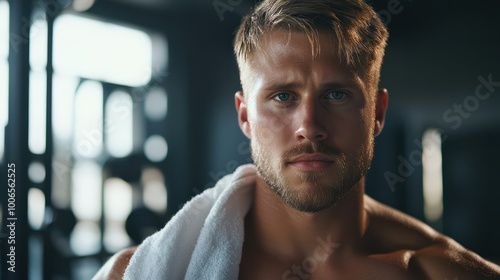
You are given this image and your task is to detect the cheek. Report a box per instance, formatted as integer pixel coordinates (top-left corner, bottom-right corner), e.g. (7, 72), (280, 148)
(248, 102), (292, 143)
(354, 109), (376, 147)
(332, 109), (374, 148)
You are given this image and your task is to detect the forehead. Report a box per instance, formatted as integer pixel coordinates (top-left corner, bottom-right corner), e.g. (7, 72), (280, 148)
(243, 29), (366, 93)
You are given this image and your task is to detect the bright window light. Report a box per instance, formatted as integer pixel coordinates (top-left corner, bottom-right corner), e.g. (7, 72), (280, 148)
(1, 1), (9, 161)
(145, 87), (168, 121)
(52, 73), (78, 142)
(28, 188), (46, 230)
(0, 61), (8, 127)
(103, 178), (133, 253)
(29, 71), (47, 155)
(70, 221), (101, 256)
(0, 60), (7, 161)
(28, 15), (49, 155)
(0, 1), (8, 58)
(71, 160), (102, 221)
(104, 178), (132, 221)
(72, 0), (95, 12)
(144, 135), (168, 162)
(151, 34), (169, 74)
(422, 128), (444, 222)
(73, 80), (103, 159)
(105, 91), (133, 158)
(28, 161), (46, 184)
(104, 221), (131, 253)
(53, 14), (153, 87)
(141, 167), (167, 213)
(51, 155), (72, 209)
(30, 15), (48, 71)
(0, 124), (4, 161)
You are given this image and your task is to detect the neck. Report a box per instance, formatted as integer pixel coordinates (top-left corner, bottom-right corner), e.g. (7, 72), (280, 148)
(245, 176), (368, 260)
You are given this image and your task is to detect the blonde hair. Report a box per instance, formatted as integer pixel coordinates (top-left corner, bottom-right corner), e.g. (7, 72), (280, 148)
(234, 0), (389, 88)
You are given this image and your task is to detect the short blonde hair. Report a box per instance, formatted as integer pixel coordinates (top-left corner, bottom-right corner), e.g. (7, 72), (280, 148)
(234, 0), (389, 89)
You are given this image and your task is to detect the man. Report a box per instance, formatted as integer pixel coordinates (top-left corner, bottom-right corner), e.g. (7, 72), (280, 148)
(94, 0), (500, 279)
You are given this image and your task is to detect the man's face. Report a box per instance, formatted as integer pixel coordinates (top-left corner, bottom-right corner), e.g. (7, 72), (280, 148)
(235, 29), (387, 213)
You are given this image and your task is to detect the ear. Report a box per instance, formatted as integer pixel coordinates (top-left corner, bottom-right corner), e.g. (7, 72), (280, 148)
(235, 91), (251, 139)
(374, 88), (389, 137)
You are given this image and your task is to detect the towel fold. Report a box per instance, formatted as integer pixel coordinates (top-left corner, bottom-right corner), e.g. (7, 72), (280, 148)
(124, 164), (257, 280)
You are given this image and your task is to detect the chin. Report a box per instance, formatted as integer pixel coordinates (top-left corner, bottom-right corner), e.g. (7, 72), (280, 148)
(275, 178), (353, 213)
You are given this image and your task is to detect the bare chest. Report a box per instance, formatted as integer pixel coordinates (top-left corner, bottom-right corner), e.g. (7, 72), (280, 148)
(238, 251), (423, 280)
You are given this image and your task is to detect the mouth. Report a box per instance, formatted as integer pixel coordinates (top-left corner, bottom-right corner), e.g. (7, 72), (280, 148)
(287, 154), (335, 172)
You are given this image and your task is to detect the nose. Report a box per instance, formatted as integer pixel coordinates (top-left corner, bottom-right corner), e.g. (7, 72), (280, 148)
(294, 100), (328, 142)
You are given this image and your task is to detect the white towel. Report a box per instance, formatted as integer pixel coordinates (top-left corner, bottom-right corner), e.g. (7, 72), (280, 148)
(124, 164), (256, 280)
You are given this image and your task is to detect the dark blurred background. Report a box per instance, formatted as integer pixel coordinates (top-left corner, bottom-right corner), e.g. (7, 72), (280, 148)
(0, 0), (499, 279)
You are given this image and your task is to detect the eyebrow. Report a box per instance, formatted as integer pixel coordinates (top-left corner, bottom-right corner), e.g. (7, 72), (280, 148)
(262, 81), (360, 91)
(262, 81), (302, 90)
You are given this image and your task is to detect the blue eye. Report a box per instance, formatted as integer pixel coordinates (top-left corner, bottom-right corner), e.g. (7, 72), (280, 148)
(325, 91), (347, 100)
(273, 92), (291, 102)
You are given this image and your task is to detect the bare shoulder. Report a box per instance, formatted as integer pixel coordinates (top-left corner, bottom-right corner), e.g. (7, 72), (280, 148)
(414, 236), (500, 279)
(364, 196), (500, 279)
(92, 247), (138, 280)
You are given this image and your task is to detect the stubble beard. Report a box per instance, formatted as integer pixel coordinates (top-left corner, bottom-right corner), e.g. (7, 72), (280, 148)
(251, 139), (374, 213)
